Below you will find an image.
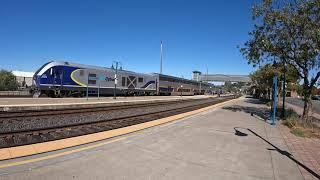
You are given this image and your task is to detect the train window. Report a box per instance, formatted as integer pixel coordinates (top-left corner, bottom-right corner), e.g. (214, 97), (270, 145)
(79, 70), (84, 76)
(88, 73), (96, 84)
(88, 80), (96, 84)
(122, 77), (126, 86)
(138, 77), (143, 83)
(89, 73), (96, 77)
(54, 69), (61, 77)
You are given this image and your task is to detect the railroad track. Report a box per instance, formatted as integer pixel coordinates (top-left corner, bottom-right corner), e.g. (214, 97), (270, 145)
(0, 96), (237, 148)
(0, 98), (213, 118)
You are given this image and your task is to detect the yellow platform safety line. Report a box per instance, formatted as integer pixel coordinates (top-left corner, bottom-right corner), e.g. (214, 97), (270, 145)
(0, 97), (240, 169)
(0, 137), (127, 169)
(70, 69), (86, 87)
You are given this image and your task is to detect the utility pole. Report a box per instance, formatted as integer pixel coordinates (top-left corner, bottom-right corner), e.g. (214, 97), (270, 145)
(160, 41), (163, 74)
(86, 76), (89, 101)
(206, 65), (208, 82)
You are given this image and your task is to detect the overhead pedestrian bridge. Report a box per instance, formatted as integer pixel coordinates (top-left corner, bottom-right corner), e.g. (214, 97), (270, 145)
(192, 71), (251, 83)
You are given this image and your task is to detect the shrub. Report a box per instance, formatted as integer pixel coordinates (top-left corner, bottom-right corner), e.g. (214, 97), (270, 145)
(0, 70), (18, 91)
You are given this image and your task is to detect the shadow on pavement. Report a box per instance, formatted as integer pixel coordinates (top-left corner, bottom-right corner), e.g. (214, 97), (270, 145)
(234, 127), (320, 179)
(222, 105), (270, 122)
(243, 98), (267, 105)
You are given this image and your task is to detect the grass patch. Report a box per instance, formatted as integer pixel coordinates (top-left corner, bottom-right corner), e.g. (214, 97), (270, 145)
(251, 97), (320, 138)
(280, 108), (320, 138)
(283, 117), (320, 138)
(290, 128), (306, 137)
(275, 107), (300, 119)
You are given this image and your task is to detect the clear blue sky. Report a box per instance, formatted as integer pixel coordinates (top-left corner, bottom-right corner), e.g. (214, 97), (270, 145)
(0, 0), (257, 79)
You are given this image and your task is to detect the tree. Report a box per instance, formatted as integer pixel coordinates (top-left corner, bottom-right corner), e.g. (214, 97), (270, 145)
(0, 70), (18, 91)
(251, 64), (279, 100)
(240, 0), (320, 124)
(250, 63), (299, 100)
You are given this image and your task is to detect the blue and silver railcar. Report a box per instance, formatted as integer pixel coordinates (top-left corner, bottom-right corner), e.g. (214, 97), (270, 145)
(32, 61), (157, 97)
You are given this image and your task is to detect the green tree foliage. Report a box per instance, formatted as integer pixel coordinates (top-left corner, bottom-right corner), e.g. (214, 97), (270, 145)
(224, 82), (247, 93)
(240, 0), (320, 123)
(0, 70), (18, 91)
(250, 63), (299, 100)
(250, 64), (279, 100)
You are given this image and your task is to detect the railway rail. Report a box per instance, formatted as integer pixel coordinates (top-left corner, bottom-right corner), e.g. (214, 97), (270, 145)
(0, 96), (237, 148)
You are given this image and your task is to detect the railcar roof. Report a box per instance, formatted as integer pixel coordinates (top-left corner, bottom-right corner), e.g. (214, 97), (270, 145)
(153, 73), (214, 86)
(37, 61), (154, 76)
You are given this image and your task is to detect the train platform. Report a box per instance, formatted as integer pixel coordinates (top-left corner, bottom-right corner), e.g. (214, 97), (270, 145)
(0, 97), (306, 180)
(0, 95), (218, 112)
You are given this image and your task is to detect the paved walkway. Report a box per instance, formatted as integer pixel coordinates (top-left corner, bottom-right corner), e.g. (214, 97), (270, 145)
(0, 97), (306, 179)
(279, 125), (320, 180)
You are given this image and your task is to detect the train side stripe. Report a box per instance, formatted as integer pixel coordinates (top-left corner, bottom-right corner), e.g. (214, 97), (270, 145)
(70, 69), (86, 87)
(141, 80), (155, 88)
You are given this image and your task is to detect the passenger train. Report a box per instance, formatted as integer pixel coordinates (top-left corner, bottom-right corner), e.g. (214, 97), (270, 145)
(32, 61), (213, 97)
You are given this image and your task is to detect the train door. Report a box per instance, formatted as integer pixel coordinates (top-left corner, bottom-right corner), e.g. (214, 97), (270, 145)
(121, 76), (126, 88)
(53, 67), (63, 87)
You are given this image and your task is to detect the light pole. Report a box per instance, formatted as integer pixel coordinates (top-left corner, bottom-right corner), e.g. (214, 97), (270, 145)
(282, 59), (286, 119)
(271, 59), (278, 126)
(112, 61), (121, 99)
(180, 85), (183, 97)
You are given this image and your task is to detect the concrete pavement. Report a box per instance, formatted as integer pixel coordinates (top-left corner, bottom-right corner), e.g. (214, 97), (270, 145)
(0, 97), (304, 180)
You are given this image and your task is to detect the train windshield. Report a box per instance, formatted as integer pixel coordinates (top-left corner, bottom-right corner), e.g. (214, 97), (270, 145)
(33, 61), (53, 77)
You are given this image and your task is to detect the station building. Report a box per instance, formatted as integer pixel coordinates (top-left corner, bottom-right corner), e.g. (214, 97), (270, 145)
(12, 71), (34, 88)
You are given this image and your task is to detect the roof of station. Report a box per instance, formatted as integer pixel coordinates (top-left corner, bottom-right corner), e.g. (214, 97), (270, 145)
(12, 71), (34, 78)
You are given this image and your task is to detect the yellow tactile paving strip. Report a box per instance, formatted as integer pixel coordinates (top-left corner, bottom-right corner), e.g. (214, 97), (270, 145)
(0, 97), (239, 161)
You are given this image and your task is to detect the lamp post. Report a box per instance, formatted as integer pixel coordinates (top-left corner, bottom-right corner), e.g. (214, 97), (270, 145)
(271, 59), (278, 126)
(282, 59), (286, 119)
(112, 61), (121, 99)
(180, 85), (183, 97)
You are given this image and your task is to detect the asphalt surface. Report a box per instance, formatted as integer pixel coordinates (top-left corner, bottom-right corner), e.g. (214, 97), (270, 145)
(0, 97), (303, 180)
(286, 97), (320, 114)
